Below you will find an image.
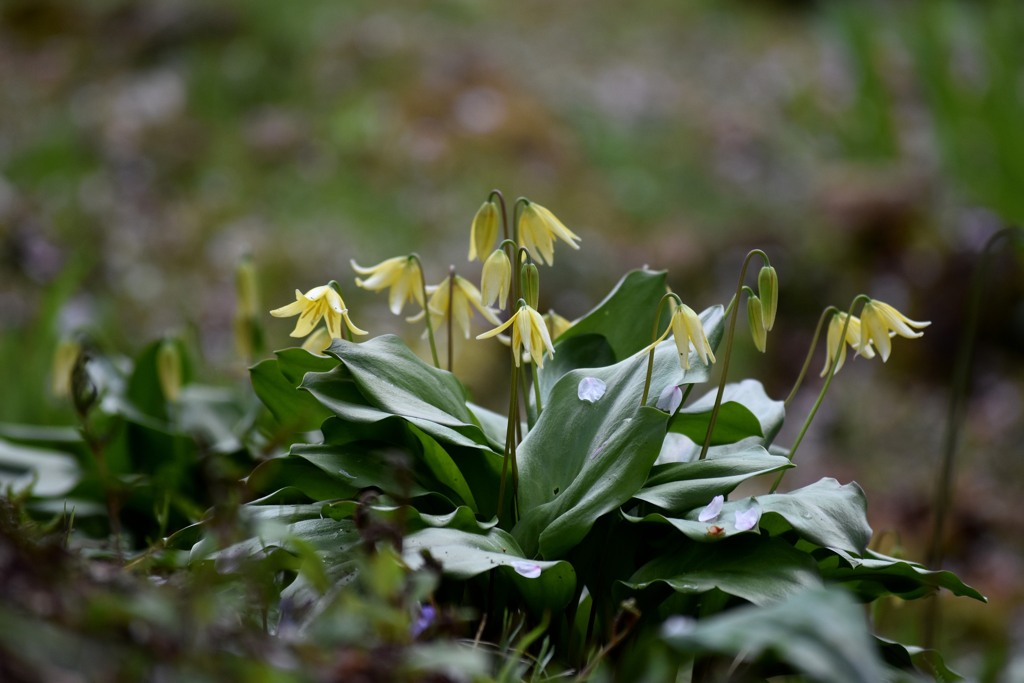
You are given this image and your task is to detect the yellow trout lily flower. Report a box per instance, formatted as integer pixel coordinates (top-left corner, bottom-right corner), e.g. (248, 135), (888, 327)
(517, 201), (580, 266)
(544, 309), (573, 340)
(301, 327), (333, 356)
(671, 303), (716, 370)
(270, 284), (367, 340)
(821, 312), (875, 377)
(408, 275), (501, 338)
(477, 304), (555, 368)
(858, 299), (930, 362)
(352, 256), (424, 315)
(480, 248), (512, 309)
(469, 200), (500, 262)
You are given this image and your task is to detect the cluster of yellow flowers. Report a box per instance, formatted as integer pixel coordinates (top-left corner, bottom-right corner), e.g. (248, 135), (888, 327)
(821, 300), (930, 376)
(267, 198), (587, 369)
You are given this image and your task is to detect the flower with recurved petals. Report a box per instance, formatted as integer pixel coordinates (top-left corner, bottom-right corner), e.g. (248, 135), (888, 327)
(821, 312), (874, 377)
(517, 201), (580, 266)
(270, 284), (367, 340)
(352, 256), (424, 315)
(671, 303), (715, 371)
(858, 299), (930, 362)
(409, 275), (500, 338)
(477, 303), (555, 368)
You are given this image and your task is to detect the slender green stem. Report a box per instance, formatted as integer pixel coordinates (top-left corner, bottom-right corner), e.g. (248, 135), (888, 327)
(490, 189), (508, 242)
(447, 266), (455, 372)
(411, 254), (440, 368)
(640, 293), (682, 406)
(531, 363), (543, 415)
(699, 250), (768, 460)
(923, 227), (1022, 647)
(769, 295), (869, 493)
(496, 354), (520, 526)
(784, 307), (837, 407)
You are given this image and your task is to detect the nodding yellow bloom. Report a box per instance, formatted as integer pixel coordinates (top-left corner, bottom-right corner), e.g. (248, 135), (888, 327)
(270, 284), (367, 340)
(858, 299), (930, 362)
(480, 249), (512, 309)
(477, 304), (555, 368)
(301, 327), (333, 356)
(352, 256), (424, 315)
(671, 303), (716, 370)
(821, 312), (875, 377)
(544, 310), (573, 340)
(408, 275), (500, 338)
(517, 201), (580, 266)
(758, 265), (778, 331)
(469, 200), (500, 262)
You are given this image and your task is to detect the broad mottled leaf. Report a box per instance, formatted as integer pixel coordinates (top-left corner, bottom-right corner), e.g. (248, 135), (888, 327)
(633, 447), (792, 512)
(623, 536), (820, 606)
(403, 526), (576, 612)
(555, 268), (671, 361)
(251, 357), (332, 431)
(821, 549), (985, 602)
(660, 586), (885, 683)
(669, 379), (784, 449)
(629, 478), (873, 555)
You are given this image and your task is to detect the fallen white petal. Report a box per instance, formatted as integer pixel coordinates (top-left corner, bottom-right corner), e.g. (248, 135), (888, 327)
(512, 561), (542, 579)
(734, 503), (762, 532)
(656, 384), (683, 413)
(698, 494), (724, 522)
(578, 376), (606, 403)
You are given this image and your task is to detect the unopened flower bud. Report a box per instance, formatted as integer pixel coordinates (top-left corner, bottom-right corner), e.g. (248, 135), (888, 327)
(521, 261), (540, 310)
(469, 200), (499, 262)
(758, 265), (778, 331)
(747, 295), (767, 353)
(480, 248), (512, 309)
(157, 339), (183, 403)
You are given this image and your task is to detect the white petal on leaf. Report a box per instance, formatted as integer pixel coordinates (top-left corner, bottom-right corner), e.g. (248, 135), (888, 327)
(656, 384), (683, 413)
(734, 503), (762, 531)
(512, 561), (542, 579)
(578, 376), (607, 403)
(698, 494), (724, 522)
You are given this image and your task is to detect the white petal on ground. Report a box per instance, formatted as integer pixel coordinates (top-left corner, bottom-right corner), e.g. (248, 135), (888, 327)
(698, 494), (725, 522)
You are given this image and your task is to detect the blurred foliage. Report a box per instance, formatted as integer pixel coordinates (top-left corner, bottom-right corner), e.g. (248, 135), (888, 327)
(0, 0), (1023, 679)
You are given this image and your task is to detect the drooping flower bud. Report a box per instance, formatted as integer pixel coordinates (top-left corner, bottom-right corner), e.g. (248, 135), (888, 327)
(757, 265), (778, 332)
(157, 339), (183, 403)
(521, 261), (540, 310)
(480, 248), (512, 309)
(469, 200), (500, 262)
(747, 294), (767, 353)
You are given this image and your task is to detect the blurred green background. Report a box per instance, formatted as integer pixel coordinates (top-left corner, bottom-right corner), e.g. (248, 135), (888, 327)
(1, 0), (1022, 676)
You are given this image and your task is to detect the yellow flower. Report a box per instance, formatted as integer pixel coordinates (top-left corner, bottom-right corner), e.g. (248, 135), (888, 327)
(270, 284), (367, 340)
(469, 200), (500, 262)
(408, 275), (500, 338)
(477, 304), (555, 368)
(671, 303), (716, 370)
(821, 312), (874, 377)
(480, 249), (512, 309)
(544, 310), (573, 340)
(352, 256), (424, 315)
(517, 201), (580, 266)
(858, 299), (930, 362)
(301, 328), (333, 356)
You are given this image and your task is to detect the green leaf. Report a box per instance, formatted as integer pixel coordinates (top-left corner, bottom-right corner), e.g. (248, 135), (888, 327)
(623, 535), (821, 606)
(250, 356), (333, 431)
(303, 336), (499, 451)
(821, 549), (986, 602)
(669, 379), (784, 449)
(876, 637), (964, 681)
(633, 447), (792, 512)
(629, 478), (873, 555)
(758, 478), (873, 554)
(660, 585), (886, 683)
(274, 347), (340, 385)
(556, 268), (670, 361)
(403, 526), (576, 613)
(408, 424), (478, 513)
(537, 334), (616, 404)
